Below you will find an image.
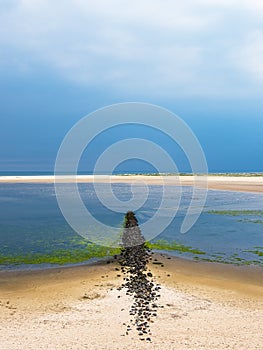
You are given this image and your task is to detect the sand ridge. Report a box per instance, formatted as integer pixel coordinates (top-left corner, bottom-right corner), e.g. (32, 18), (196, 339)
(0, 174), (262, 193)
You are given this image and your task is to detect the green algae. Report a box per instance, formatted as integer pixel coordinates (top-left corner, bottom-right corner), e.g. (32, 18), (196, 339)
(0, 239), (206, 266)
(194, 251), (263, 267)
(237, 219), (263, 225)
(1, 237), (262, 268)
(194, 256), (263, 266)
(244, 247), (263, 257)
(146, 239), (206, 255)
(207, 210), (263, 217)
(0, 244), (121, 266)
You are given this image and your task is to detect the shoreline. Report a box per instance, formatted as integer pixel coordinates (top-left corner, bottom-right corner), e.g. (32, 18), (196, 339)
(1, 250), (262, 274)
(0, 174), (262, 193)
(1, 253), (262, 297)
(1, 254), (263, 349)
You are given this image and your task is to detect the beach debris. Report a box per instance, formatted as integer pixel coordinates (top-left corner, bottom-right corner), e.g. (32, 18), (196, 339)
(82, 292), (101, 300)
(118, 211), (161, 341)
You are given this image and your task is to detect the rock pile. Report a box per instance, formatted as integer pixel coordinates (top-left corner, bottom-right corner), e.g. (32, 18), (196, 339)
(118, 211), (161, 342)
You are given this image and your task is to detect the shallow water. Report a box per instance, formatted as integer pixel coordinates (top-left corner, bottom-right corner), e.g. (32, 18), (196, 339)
(0, 183), (262, 268)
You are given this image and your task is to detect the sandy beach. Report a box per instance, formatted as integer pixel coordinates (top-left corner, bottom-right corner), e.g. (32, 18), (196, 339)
(1, 254), (263, 350)
(0, 175), (262, 193)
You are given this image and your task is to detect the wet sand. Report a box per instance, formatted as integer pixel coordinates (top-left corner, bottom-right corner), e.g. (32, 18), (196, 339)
(1, 254), (263, 350)
(0, 175), (262, 193)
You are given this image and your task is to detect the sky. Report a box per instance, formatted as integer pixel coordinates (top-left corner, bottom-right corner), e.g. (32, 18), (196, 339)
(1, 0), (263, 173)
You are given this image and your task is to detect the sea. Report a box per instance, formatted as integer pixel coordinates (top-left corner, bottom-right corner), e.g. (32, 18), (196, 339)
(0, 172), (263, 270)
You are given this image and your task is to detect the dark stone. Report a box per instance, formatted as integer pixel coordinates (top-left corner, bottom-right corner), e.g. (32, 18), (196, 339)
(117, 211), (161, 340)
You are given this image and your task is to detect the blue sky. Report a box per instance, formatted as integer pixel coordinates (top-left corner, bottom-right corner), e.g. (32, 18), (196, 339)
(1, 0), (263, 173)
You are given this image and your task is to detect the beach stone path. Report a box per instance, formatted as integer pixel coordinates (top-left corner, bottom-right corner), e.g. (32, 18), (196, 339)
(117, 211), (161, 342)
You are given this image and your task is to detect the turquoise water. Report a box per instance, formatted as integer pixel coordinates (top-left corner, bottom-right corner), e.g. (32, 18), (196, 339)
(0, 183), (262, 268)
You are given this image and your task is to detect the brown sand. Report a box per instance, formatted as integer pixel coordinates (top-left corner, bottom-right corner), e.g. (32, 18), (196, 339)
(0, 175), (262, 193)
(1, 254), (263, 350)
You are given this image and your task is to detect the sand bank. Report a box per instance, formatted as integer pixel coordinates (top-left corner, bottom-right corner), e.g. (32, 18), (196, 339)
(1, 254), (263, 350)
(0, 174), (262, 193)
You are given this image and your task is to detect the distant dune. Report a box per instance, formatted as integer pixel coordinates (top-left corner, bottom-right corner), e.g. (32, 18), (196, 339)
(0, 174), (262, 193)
